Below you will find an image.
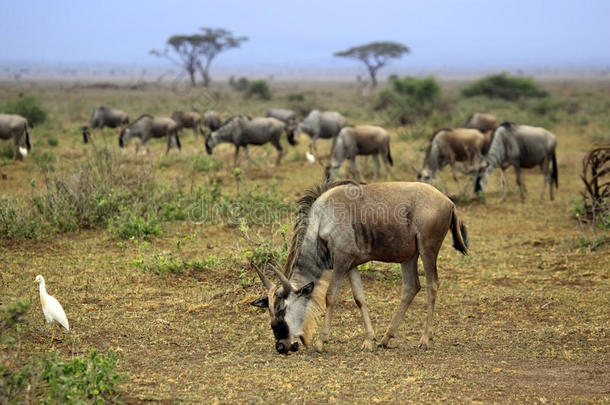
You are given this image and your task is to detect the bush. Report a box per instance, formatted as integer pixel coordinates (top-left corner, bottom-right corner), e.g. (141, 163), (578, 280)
(2, 94), (47, 126)
(47, 136), (59, 147)
(109, 215), (161, 240)
(229, 76), (249, 91)
(375, 76), (442, 124)
(462, 73), (548, 100)
(42, 350), (125, 404)
(245, 80), (272, 100)
(287, 93), (305, 102)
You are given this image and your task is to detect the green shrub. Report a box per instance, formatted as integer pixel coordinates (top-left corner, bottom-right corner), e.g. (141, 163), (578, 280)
(2, 94), (47, 126)
(47, 136), (59, 147)
(42, 350), (124, 404)
(229, 76), (249, 91)
(109, 215), (161, 240)
(462, 73), (548, 100)
(287, 93), (305, 102)
(190, 155), (222, 172)
(245, 80), (272, 100)
(375, 76), (442, 124)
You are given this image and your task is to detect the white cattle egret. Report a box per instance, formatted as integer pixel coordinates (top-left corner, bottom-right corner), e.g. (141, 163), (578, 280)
(35, 275), (69, 343)
(19, 147), (28, 157)
(306, 151), (316, 164)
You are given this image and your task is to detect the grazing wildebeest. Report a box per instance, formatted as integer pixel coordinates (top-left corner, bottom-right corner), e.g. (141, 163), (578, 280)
(475, 122), (558, 201)
(82, 107), (129, 143)
(417, 128), (485, 184)
(171, 111), (204, 139)
(205, 116), (294, 166)
(118, 114), (181, 155)
(203, 110), (221, 133)
(465, 112), (497, 133)
(251, 180), (468, 354)
(325, 125), (393, 181)
(293, 110), (346, 152)
(266, 108), (298, 142)
(0, 114), (31, 160)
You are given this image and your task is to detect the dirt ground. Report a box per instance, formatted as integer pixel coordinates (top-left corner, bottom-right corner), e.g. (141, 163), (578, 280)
(1, 80), (608, 403)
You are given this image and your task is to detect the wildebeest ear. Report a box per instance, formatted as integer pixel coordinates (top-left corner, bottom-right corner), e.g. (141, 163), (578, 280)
(297, 282), (314, 297)
(250, 296), (269, 308)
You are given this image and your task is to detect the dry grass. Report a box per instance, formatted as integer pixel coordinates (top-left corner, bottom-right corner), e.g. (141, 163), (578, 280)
(1, 80), (609, 403)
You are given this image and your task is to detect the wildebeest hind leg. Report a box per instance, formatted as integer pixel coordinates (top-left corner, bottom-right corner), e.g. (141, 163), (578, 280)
(348, 268), (376, 351)
(379, 254), (420, 348)
(418, 249), (439, 350)
(372, 154), (380, 181)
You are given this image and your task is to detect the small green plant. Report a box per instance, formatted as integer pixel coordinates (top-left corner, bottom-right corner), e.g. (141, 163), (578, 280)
(47, 136), (59, 147)
(42, 350), (125, 404)
(2, 94), (47, 126)
(31, 150), (57, 171)
(461, 73), (548, 100)
(109, 215), (161, 240)
(245, 80), (271, 100)
(575, 234), (608, 251)
(191, 155), (222, 172)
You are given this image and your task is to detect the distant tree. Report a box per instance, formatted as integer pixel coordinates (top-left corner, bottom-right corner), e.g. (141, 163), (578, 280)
(195, 28), (248, 87)
(151, 28), (247, 87)
(150, 35), (204, 86)
(334, 41), (410, 87)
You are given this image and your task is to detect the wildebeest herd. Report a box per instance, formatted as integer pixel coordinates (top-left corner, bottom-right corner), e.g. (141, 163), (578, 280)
(3, 105), (559, 355)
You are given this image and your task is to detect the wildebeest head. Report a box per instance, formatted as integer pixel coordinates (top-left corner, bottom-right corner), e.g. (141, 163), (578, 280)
(205, 133), (215, 155)
(118, 127), (132, 148)
(250, 265), (316, 355)
(416, 167), (434, 184)
(474, 161), (490, 193)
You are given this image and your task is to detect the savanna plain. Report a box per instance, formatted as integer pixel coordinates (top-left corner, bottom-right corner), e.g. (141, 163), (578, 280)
(1, 79), (609, 403)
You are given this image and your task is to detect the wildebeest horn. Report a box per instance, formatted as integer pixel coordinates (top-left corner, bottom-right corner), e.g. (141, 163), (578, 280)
(272, 266), (294, 293)
(251, 262), (272, 291)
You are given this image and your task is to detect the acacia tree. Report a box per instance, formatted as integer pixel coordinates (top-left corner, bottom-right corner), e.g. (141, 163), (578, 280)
(150, 35), (203, 86)
(196, 28), (248, 87)
(334, 41), (410, 87)
(151, 28), (247, 87)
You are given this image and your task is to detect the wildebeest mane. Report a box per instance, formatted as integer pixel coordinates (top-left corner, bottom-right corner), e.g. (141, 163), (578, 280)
(284, 180), (360, 278)
(132, 114), (153, 124)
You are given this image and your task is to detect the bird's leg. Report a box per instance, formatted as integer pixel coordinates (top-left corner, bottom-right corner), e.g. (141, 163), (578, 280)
(50, 323), (56, 345)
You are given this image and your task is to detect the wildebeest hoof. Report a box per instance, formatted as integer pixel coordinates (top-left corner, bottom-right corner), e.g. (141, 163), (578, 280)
(418, 337), (432, 350)
(361, 339), (375, 352)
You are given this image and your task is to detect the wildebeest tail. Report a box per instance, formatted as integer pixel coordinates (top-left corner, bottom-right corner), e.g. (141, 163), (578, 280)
(387, 144), (393, 166)
(24, 123), (31, 150)
(450, 207), (468, 255)
(82, 126), (89, 144)
(551, 152), (558, 188)
(175, 133), (182, 150)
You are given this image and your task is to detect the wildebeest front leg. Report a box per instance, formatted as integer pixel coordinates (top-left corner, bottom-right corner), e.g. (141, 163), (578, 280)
(315, 267), (348, 352)
(348, 268), (376, 351)
(379, 254), (420, 348)
(418, 250), (439, 350)
(165, 135), (172, 155)
(234, 145), (241, 167)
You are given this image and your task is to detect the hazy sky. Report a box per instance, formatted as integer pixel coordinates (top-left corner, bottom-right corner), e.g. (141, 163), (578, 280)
(2, 0), (609, 71)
